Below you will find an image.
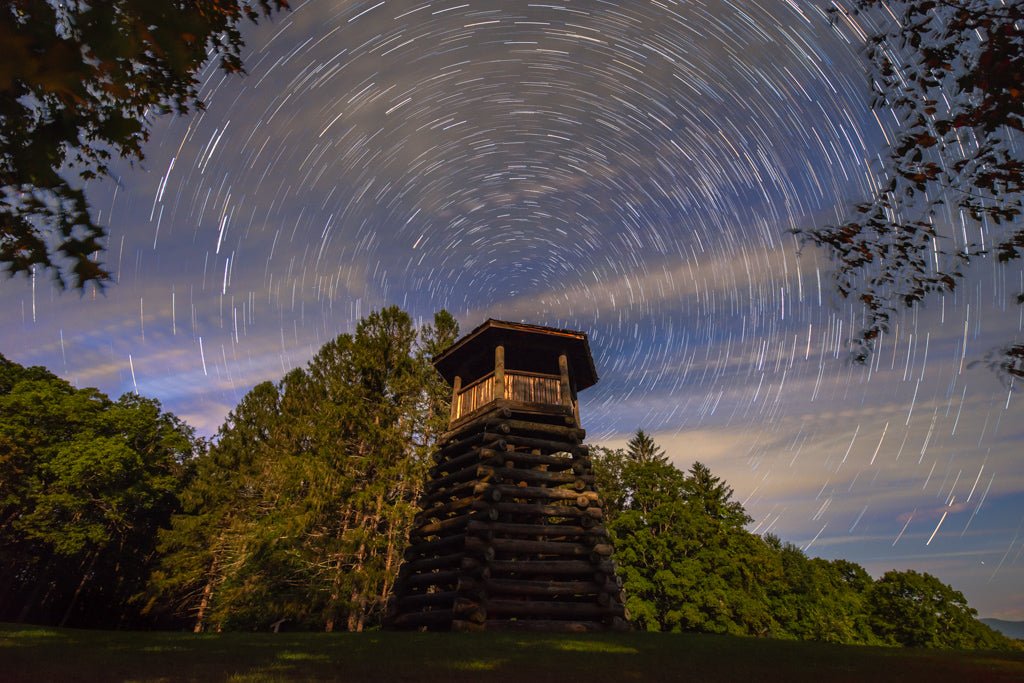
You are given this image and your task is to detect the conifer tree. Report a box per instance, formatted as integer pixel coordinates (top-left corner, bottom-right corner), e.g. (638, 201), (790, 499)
(149, 308), (457, 631)
(147, 380), (283, 631)
(682, 462), (750, 527)
(595, 431), (1011, 648)
(625, 429), (668, 464)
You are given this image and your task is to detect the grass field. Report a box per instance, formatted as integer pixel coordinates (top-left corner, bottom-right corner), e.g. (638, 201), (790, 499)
(2, 623), (1023, 682)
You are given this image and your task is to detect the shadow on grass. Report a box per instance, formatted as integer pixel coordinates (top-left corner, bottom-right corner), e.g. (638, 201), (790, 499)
(2, 624), (1023, 683)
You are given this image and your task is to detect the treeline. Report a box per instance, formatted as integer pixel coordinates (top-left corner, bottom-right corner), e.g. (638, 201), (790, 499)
(148, 308), (457, 632)
(593, 431), (1014, 649)
(0, 354), (199, 627)
(0, 307), (1016, 650)
(1, 307), (455, 631)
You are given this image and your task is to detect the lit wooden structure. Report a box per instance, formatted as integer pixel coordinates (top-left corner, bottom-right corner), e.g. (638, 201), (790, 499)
(387, 319), (627, 631)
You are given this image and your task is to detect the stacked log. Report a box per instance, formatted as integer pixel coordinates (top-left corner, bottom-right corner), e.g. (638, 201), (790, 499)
(387, 406), (628, 631)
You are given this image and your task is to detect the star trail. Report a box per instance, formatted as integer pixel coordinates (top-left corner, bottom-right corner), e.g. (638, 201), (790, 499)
(2, 1), (1022, 619)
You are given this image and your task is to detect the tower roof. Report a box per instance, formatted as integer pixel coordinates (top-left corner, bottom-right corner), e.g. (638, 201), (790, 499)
(433, 319), (598, 390)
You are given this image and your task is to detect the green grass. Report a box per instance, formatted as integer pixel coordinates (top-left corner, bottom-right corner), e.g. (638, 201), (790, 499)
(2, 623), (1023, 682)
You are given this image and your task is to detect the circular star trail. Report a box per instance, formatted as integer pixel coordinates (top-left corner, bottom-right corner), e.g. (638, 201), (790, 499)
(2, 1), (1022, 618)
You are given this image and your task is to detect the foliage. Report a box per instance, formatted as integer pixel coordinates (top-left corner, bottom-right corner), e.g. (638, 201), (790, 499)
(681, 461), (750, 527)
(625, 429), (668, 464)
(867, 569), (1009, 649)
(0, 353), (199, 627)
(765, 539), (879, 645)
(590, 445), (629, 521)
(2, 335), (1016, 646)
(0, 0), (288, 289)
(594, 449), (774, 634)
(796, 0), (1023, 373)
(149, 307), (457, 632)
(593, 432), (1014, 650)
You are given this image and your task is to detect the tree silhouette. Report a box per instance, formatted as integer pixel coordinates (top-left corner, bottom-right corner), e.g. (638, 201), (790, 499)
(796, 0), (1023, 377)
(1, 0), (288, 289)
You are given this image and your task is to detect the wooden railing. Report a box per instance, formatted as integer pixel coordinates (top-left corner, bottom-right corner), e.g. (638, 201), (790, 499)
(504, 370), (561, 405)
(454, 373), (495, 422)
(453, 370), (562, 422)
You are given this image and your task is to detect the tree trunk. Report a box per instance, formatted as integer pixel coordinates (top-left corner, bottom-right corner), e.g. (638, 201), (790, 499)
(15, 557), (52, 623)
(345, 511), (368, 632)
(378, 478), (408, 612)
(0, 561), (20, 618)
(350, 491), (385, 632)
(345, 556), (365, 631)
(59, 551), (99, 628)
(325, 511), (354, 632)
(193, 572), (215, 633)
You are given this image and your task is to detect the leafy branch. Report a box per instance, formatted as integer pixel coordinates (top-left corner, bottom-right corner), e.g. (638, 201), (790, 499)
(796, 0), (1023, 378)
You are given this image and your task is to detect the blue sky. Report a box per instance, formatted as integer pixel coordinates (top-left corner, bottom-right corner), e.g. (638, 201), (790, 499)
(2, 0), (1022, 619)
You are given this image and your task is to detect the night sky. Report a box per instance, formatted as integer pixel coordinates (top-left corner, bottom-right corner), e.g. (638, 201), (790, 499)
(2, 0), (1022, 619)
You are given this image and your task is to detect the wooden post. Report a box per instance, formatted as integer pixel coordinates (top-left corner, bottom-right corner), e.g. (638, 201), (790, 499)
(493, 345), (505, 402)
(450, 375), (462, 424)
(558, 353), (572, 410)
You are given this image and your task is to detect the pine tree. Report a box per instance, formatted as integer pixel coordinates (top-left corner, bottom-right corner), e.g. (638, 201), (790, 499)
(149, 308), (457, 631)
(625, 429), (668, 464)
(682, 461), (751, 527)
(147, 380), (283, 631)
(596, 436), (776, 634)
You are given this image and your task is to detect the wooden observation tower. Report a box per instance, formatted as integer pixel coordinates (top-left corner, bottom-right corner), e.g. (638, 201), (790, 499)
(387, 319), (628, 631)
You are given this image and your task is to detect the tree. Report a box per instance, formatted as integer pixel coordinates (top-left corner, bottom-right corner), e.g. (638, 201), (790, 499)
(607, 457), (778, 634)
(867, 569), (1009, 649)
(682, 461), (750, 527)
(596, 434), (777, 634)
(150, 308), (458, 632)
(1, 0), (288, 288)
(145, 380), (284, 631)
(415, 309), (461, 445)
(592, 439), (681, 520)
(607, 465), (695, 632)
(0, 354), (198, 628)
(590, 446), (629, 521)
(765, 540), (879, 645)
(797, 1), (1023, 374)
(595, 433), (1010, 649)
(625, 429), (668, 464)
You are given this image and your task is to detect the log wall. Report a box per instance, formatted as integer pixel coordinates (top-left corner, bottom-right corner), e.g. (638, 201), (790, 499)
(386, 404), (629, 632)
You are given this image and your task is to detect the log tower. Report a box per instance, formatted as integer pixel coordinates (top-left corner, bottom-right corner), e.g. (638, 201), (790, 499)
(387, 319), (628, 632)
